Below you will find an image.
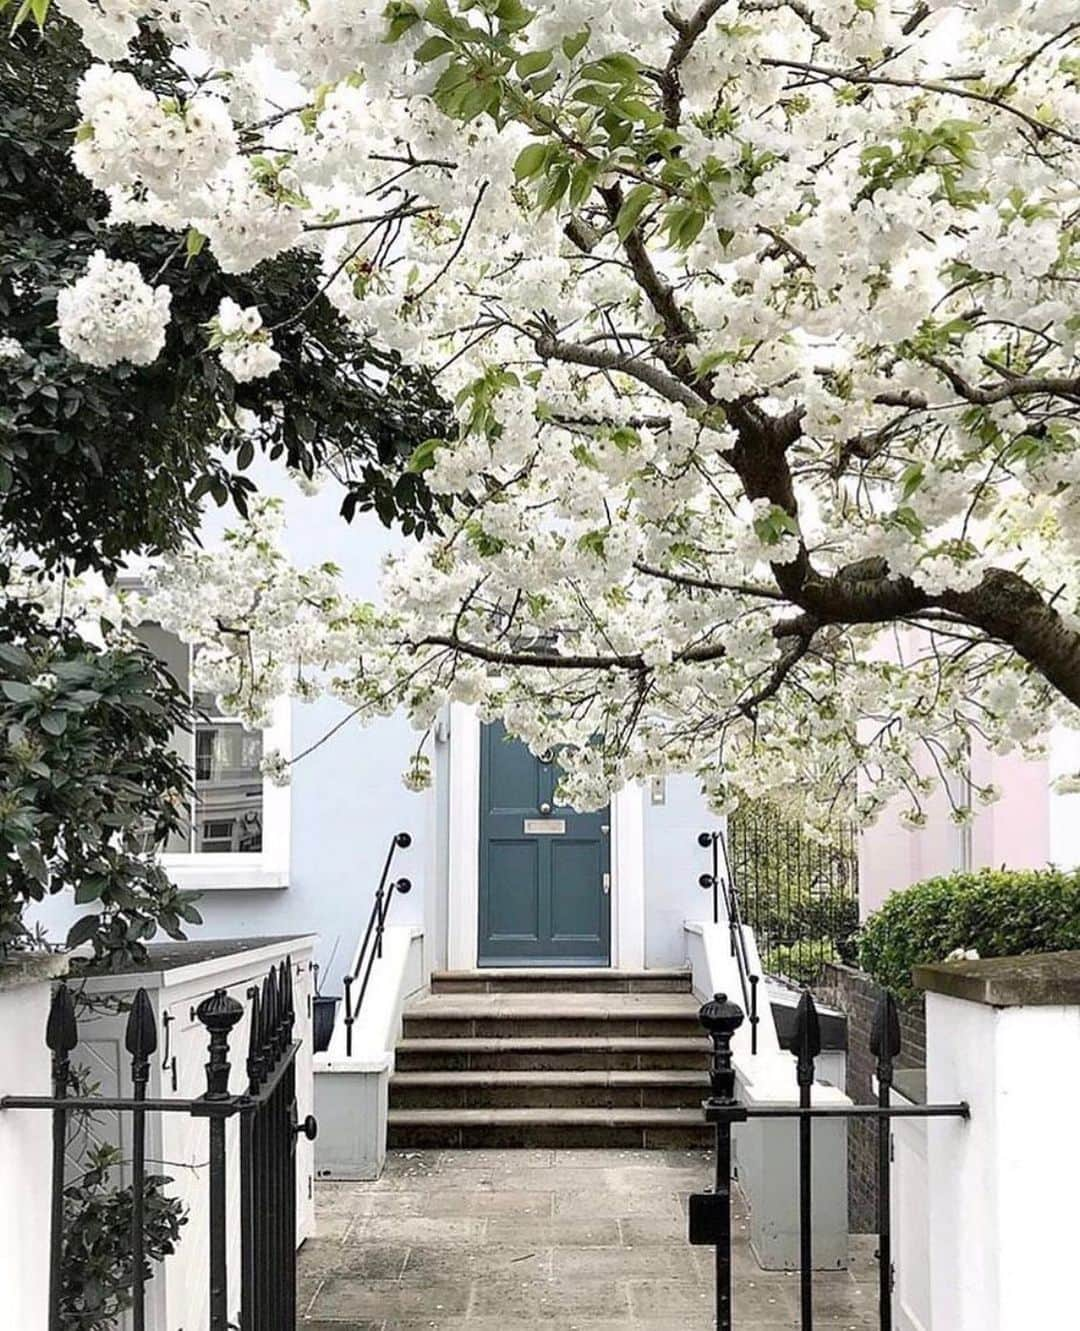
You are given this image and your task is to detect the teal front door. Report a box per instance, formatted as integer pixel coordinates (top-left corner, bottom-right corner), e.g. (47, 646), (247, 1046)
(478, 722), (611, 966)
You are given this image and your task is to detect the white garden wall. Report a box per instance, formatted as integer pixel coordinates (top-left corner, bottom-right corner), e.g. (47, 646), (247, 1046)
(0, 952), (69, 1331)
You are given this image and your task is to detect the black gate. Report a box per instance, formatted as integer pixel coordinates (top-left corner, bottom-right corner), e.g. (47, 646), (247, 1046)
(689, 989), (968, 1331)
(1, 958), (315, 1331)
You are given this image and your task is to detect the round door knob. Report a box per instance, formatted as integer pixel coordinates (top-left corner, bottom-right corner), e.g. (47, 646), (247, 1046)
(539, 802), (552, 815)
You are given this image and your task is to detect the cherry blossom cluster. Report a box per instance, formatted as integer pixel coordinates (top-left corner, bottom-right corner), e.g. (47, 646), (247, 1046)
(48, 0), (1080, 824)
(56, 249), (172, 368)
(208, 297), (281, 383)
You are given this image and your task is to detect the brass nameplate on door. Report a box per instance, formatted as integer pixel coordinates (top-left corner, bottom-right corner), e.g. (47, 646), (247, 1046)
(524, 818), (566, 834)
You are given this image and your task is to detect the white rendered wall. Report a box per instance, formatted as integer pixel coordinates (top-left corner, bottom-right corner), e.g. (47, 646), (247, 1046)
(924, 991), (1080, 1330)
(0, 955), (69, 1331)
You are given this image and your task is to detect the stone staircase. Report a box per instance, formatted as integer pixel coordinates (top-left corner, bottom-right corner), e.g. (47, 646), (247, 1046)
(387, 968), (712, 1148)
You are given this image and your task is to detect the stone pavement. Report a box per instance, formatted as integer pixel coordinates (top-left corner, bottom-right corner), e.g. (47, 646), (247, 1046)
(298, 1149), (878, 1330)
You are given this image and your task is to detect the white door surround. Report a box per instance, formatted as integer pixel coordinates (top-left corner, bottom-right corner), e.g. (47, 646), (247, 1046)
(445, 703), (645, 971)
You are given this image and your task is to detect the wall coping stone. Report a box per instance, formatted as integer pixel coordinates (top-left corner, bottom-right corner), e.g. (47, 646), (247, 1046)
(0, 950), (68, 993)
(914, 950), (1080, 1007)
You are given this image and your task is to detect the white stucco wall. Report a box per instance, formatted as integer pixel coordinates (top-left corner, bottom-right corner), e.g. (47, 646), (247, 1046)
(0, 955), (69, 1331)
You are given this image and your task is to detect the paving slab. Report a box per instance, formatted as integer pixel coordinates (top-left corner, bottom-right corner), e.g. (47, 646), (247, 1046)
(300, 1149), (878, 1329)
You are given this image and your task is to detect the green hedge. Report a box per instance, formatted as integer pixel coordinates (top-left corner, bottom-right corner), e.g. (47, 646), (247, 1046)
(857, 868), (1080, 997)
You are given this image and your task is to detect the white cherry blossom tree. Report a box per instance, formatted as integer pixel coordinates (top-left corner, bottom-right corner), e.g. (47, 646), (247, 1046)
(26, 0), (1080, 826)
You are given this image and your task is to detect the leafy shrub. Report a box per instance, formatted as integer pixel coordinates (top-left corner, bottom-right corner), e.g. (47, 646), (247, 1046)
(769, 937), (839, 986)
(60, 1142), (186, 1331)
(857, 867), (1080, 997)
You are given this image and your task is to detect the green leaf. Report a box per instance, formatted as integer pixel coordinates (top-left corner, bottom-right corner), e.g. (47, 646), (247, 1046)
(74, 878), (106, 904)
(406, 437), (443, 474)
(615, 183), (654, 241)
(568, 160), (599, 209)
(513, 141), (550, 181)
(515, 49), (552, 78)
(66, 914), (102, 949)
(40, 710), (68, 735)
(415, 35), (454, 62)
(16, 841), (48, 885)
(185, 228), (206, 259)
(1, 679), (36, 703)
(562, 28), (590, 60)
(900, 463), (925, 502)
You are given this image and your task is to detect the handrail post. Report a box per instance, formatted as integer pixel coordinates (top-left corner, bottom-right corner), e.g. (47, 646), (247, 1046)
(749, 974), (760, 1056)
(374, 884), (386, 960)
(343, 974), (354, 1057)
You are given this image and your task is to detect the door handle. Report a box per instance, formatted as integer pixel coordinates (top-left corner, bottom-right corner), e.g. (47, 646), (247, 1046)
(602, 873), (611, 894)
(539, 802), (552, 815)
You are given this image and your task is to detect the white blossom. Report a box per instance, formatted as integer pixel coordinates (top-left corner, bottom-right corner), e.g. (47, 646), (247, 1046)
(53, 0), (1080, 822)
(56, 250), (171, 368)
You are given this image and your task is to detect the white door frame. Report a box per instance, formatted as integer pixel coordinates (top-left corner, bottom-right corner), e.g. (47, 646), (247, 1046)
(445, 703), (645, 971)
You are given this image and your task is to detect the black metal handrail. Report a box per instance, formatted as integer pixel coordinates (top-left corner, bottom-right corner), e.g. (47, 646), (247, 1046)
(699, 829), (760, 1054)
(343, 830), (412, 1056)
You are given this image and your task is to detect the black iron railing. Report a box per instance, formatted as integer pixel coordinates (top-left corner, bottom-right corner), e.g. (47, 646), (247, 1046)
(690, 989), (969, 1331)
(726, 804), (859, 983)
(1, 961), (315, 1331)
(699, 829), (760, 1055)
(343, 830), (412, 1056)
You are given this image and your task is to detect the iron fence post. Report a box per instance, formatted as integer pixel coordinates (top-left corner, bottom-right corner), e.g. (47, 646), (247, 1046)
(196, 987), (244, 1331)
(45, 984), (77, 1331)
(126, 989), (157, 1331)
(871, 991), (902, 1331)
(794, 990), (822, 1331)
(693, 993), (745, 1331)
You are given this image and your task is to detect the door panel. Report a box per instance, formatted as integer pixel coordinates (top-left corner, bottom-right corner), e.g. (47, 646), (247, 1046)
(550, 840), (604, 942)
(487, 840), (542, 940)
(479, 721), (610, 965)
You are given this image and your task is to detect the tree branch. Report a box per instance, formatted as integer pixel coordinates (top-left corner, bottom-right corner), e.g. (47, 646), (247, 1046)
(533, 332), (709, 412)
(763, 58), (1080, 148)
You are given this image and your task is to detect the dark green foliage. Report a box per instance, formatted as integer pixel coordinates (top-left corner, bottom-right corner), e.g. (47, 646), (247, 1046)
(768, 937), (840, 987)
(0, 20), (449, 578)
(59, 1139), (186, 1331)
(857, 867), (1080, 997)
(0, 601), (201, 965)
(728, 800), (860, 980)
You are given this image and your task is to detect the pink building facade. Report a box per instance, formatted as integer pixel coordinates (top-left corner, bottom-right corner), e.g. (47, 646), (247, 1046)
(858, 730), (1080, 919)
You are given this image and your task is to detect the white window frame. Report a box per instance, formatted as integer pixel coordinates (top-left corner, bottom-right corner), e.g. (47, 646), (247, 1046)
(124, 588), (292, 891)
(159, 692), (291, 891)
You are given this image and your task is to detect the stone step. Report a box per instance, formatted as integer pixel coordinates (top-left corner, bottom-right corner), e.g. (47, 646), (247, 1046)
(402, 992), (703, 1040)
(386, 1106), (713, 1150)
(394, 1035), (711, 1072)
(389, 1068), (709, 1110)
(430, 967), (692, 994)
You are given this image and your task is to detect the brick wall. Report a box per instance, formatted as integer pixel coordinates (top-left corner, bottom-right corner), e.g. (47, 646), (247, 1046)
(817, 963), (926, 1232)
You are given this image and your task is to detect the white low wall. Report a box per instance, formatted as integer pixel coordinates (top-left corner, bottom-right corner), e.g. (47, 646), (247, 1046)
(685, 920), (850, 1271)
(919, 966), (1080, 1331)
(0, 953), (68, 1331)
(76, 936), (317, 1331)
(685, 919), (780, 1058)
(314, 925), (424, 1180)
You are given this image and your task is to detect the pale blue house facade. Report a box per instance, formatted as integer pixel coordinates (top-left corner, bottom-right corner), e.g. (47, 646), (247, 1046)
(39, 458), (718, 988)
